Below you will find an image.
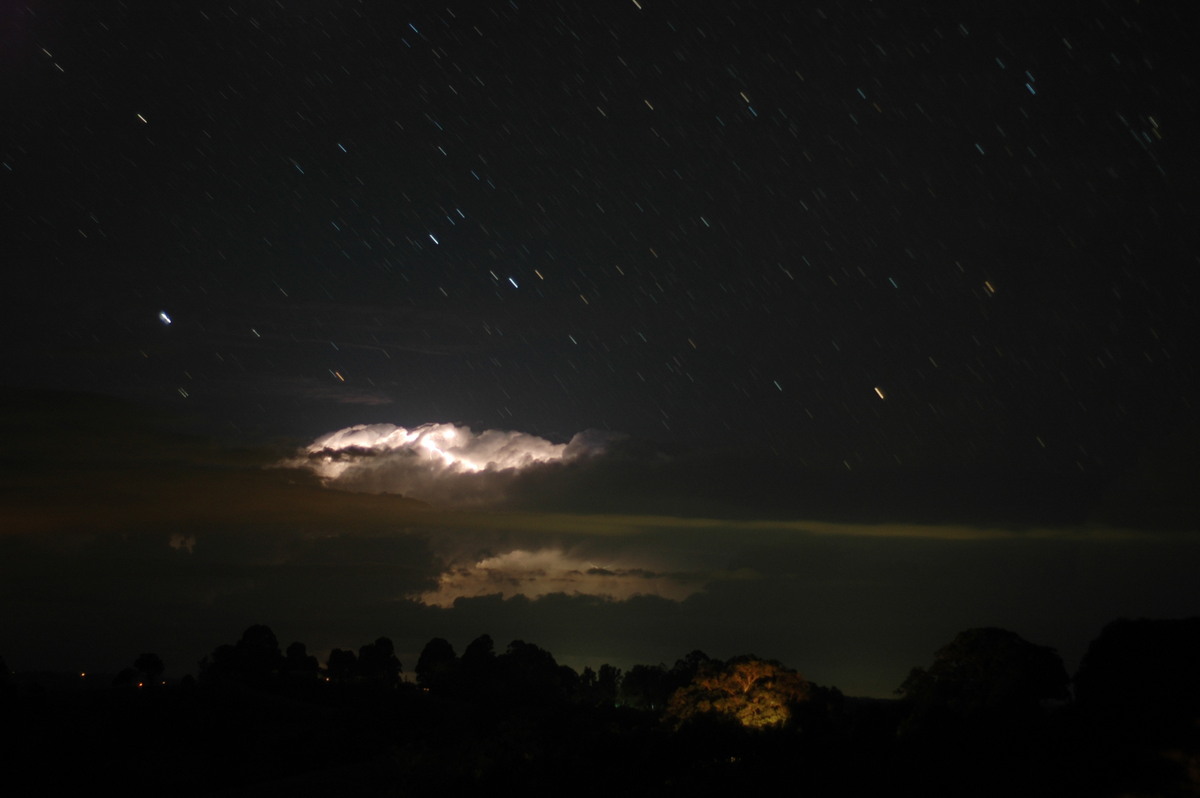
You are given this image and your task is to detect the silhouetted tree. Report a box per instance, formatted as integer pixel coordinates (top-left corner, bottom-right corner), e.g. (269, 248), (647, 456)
(241, 625), (283, 681)
(202, 625), (284, 685)
(462, 633), (496, 668)
(326, 648), (357, 682)
(455, 633), (500, 700)
(1075, 617), (1200, 735)
(595, 663), (621, 706)
(112, 667), (139, 688)
(357, 637), (402, 687)
(416, 637), (458, 691)
(898, 627), (1069, 735)
(671, 650), (713, 682)
(1072, 618), (1200, 795)
(134, 652), (165, 685)
(580, 664), (622, 705)
(497, 640), (579, 706)
(620, 664), (672, 711)
(200, 644), (235, 681)
(283, 641), (320, 679)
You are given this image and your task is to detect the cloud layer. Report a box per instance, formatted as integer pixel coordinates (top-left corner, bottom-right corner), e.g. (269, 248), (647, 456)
(418, 547), (705, 607)
(291, 422), (612, 506)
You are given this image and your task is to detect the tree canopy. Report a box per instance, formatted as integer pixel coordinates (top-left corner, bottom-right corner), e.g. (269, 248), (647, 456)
(1074, 617), (1200, 733)
(898, 627), (1069, 734)
(665, 655), (817, 729)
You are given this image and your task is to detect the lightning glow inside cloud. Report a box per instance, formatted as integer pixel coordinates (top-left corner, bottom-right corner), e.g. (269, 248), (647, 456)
(291, 422), (610, 506)
(417, 547), (705, 607)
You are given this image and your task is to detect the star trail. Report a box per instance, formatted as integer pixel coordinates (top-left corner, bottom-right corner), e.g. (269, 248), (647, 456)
(1, 0), (1196, 697)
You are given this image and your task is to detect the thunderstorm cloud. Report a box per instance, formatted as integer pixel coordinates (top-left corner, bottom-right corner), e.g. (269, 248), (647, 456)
(291, 422), (612, 506)
(417, 547), (705, 607)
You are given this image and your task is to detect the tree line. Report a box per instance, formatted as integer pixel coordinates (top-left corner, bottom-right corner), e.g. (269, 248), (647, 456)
(1, 617), (1197, 796)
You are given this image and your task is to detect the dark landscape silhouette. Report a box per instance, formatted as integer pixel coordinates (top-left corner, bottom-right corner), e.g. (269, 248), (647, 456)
(2, 618), (1198, 796)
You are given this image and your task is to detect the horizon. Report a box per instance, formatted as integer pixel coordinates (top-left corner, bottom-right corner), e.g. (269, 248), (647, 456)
(2, 387), (1195, 699)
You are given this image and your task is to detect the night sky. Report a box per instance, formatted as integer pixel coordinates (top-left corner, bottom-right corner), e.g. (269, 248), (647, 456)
(2, 0), (1198, 697)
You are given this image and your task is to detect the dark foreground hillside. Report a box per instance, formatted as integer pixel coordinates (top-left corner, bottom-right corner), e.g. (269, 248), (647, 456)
(2, 620), (1198, 797)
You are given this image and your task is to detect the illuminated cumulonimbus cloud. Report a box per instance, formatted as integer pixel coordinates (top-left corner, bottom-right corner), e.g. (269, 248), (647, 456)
(418, 548), (703, 607)
(294, 422), (609, 505)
